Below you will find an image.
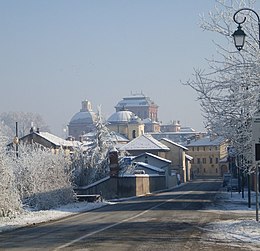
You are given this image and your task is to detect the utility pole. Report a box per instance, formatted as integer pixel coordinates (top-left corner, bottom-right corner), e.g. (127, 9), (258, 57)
(13, 122), (19, 158)
(252, 111), (260, 221)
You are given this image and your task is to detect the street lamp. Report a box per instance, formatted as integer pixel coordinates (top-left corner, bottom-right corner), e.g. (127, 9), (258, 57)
(232, 24), (246, 51)
(232, 8), (260, 51)
(233, 8), (260, 222)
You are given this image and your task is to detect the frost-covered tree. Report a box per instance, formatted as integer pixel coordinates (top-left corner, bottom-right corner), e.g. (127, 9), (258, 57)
(0, 111), (50, 140)
(185, 0), (260, 173)
(12, 144), (76, 210)
(72, 107), (115, 186)
(0, 128), (21, 217)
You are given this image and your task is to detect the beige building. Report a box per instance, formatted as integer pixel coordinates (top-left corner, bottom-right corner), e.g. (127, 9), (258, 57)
(160, 120), (181, 132)
(107, 110), (144, 141)
(159, 138), (192, 183)
(186, 136), (229, 177)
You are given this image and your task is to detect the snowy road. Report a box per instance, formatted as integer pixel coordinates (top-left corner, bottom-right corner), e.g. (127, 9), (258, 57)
(0, 179), (259, 250)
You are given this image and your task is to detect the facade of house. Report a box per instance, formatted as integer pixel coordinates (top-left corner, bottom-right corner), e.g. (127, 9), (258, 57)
(133, 152), (171, 169)
(122, 152), (177, 188)
(159, 138), (192, 183)
(186, 136), (229, 177)
(11, 128), (81, 154)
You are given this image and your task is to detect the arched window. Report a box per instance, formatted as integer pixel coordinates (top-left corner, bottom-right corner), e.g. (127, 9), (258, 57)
(132, 130), (136, 138)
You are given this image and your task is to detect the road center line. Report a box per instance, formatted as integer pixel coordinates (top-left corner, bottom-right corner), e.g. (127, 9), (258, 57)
(54, 190), (193, 250)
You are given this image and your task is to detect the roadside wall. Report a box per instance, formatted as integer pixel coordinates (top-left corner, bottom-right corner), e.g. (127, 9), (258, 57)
(75, 175), (166, 200)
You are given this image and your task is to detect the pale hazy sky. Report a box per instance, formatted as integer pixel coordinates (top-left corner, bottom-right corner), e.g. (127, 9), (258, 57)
(0, 0), (240, 136)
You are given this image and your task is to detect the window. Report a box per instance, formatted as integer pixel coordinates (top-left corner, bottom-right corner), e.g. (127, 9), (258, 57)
(216, 158), (219, 164)
(202, 158), (206, 164)
(203, 146), (206, 151)
(210, 157), (213, 164)
(197, 147), (200, 151)
(132, 130), (136, 138)
(204, 168), (206, 173)
(216, 168), (218, 173)
(191, 159), (194, 164)
(197, 158), (201, 164)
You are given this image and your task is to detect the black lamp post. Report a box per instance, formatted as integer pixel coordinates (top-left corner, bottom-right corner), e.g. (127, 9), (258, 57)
(232, 8), (260, 51)
(233, 8), (260, 222)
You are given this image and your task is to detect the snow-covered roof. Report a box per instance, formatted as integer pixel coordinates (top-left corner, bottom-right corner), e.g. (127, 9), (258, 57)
(179, 127), (196, 132)
(185, 154), (193, 161)
(107, 110), (135, 123)
(37, 132), (82, 147)
(134, 162), (165, 173)
(69, 111), (96, 124)
(109, 132), (129, 142)
(115, 94), (158, 108)
(134, 152), (171, 164)
(160, 138), (188, 150)
(119, 134), (170, 151)
(143, 118), (159, 125)
(186, 136), (226, 147)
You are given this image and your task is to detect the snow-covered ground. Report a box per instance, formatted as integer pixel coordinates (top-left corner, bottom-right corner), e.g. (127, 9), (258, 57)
(204, 188), (260, 248)
(0, 201), (111, 233)
(1, 187), (260, 248)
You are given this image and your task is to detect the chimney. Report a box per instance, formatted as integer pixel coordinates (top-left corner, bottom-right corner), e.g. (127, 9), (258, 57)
(109, 148), (119, 177)
(36, 128), (40, 133)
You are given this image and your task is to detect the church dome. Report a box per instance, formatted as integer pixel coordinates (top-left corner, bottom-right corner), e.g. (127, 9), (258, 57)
(69, 100), (97, 125)
(70, 111), (96, 124)
(107, 110), (136, 123)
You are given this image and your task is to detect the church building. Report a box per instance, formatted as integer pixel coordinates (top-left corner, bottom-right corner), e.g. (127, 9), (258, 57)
(68, 100), (97, 140)
(115, 93), (159, 122)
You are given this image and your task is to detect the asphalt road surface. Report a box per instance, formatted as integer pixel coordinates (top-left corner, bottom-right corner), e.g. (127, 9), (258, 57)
(0, 178), (257, 251)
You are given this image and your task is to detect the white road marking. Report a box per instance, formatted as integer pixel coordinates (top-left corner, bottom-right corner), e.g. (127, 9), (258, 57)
(54, 190), (193, 250)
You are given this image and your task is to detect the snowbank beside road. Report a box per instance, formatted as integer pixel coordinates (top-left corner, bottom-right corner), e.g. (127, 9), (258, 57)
(0, 201), (110, 233)
(1, 187), (260, 249)
(203, 189), (260, 248)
